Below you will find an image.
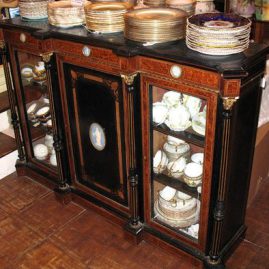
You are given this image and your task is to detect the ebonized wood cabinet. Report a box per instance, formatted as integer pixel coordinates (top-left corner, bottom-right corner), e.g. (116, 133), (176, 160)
(0, 18), (268, 269)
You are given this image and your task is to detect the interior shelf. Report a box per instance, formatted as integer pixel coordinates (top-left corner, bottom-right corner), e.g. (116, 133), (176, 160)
(153, 172), (200, 199)
(153, 123), (205, 147)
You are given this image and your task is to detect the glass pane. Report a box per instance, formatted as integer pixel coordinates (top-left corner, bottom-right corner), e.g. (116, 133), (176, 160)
(17, 51), (57, 169)
(151, 85), (206, 241)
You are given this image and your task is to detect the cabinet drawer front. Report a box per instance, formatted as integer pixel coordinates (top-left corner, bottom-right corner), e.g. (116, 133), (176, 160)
(4, 30), (39, 48)
(53, 39), (120, 67)
(139, 57), (220, 90)
(3, 30), (52, 52)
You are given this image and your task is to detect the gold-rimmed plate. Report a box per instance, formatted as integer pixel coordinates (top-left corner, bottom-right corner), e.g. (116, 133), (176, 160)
(124, 8), (187, 22)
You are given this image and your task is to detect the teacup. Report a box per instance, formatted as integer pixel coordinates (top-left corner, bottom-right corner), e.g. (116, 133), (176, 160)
(159, 186), (177, 201)
(34, 143), (49, 161)
(167, 157), (187, 178)
(165, 104), (191, 131)
(183, 95), (202, 118)
(153, 150), (168, 174)
(183, 162), (203, 187)
(162, 91), (182, 107)
(152, 102), (168, 125)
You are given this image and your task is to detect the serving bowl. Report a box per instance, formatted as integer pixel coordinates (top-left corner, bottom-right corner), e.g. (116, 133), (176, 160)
(163, 140), (190, 161)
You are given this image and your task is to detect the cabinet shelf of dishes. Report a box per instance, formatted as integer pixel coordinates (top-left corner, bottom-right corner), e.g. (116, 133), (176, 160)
(18, 52), (57, 169)
(150, 85), (206, 241)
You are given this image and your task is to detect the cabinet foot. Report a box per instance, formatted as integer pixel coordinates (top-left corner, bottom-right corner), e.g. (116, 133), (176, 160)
(203, 257), (225, 269)
(124, 221), (144, 245)
(54, 184), (72, 205)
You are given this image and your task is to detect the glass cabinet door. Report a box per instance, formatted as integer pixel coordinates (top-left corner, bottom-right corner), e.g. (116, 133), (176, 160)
(150, 85), (207, 241)
(17, 51), (57, 170)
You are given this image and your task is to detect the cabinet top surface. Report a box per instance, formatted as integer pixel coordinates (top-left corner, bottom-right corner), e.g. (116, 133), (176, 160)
(1, 17), (269, 75)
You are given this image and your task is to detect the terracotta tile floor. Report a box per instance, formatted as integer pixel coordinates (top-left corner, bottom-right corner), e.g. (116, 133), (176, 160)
(0, 173), (268, 269)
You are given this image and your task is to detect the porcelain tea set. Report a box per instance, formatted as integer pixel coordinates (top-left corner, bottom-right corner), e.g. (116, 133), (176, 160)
(153, 135), (203, 187)
(152, 90), (206, 135)
(154, 185), (200, 229)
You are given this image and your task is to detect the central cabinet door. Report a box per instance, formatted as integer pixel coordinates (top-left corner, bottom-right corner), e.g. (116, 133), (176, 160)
(63, 64), (128, 210)
(141, 73), (218, 252)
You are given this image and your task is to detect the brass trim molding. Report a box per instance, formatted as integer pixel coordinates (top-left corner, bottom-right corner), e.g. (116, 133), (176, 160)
(222, 97), (239, 110)
(121, 73), (138, 86)
(40, 52), (53, 63)
(0, 40), (5, 50)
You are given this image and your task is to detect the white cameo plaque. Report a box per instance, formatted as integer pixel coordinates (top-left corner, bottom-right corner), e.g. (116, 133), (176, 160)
(89, 123), (106, 151)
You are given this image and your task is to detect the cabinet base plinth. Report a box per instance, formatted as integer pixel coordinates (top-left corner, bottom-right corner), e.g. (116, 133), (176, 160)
(54, 185), (72, 205)
(124, 221), (144, 245)
(204, 257), (225, 269)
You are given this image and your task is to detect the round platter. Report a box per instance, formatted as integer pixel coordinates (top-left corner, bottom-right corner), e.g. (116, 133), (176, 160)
(186, 13), (251, 55)
(85, 1), (132, 33)
(188, 12), (251, 29)
(125, 7), (187, 22)
(154, 200), (199, 228)
(124, 8), (187, 43)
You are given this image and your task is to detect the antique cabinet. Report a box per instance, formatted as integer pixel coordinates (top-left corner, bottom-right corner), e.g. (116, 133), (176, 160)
(0, 18), (268, 269)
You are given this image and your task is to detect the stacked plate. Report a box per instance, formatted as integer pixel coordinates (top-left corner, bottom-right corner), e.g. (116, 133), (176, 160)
(124, 8), (187, 44)
(144, 0), (166, 7)
(84, 2), (133, 33)
(186, 13), (252, 55)
(48, 1), (87, 28)
(19, 0), (48, 20)
(166, 0), (196, 17)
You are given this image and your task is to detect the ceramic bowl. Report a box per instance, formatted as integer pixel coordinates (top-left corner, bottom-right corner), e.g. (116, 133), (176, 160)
(163, 140), (190, 161)
(21, 65), (33, 79)
(183, 162), (203, 187)
(27, 102), (38, 122)
(183, 95), (202, 118)
(44, 134), (54, 153)
(162, 91), (182, 107)
(153, 150), (168, 174)
(167, 157), (187, 178)
(191, 152), (204, 165)
(50, 153), (57, 166)
(191, 112), (206, 136)
(167, 135), (185, 146)
(159, 185), (177, 201)
(165, 104), (191, 131)
(176, 190), (192, 200)
(33, 143), (49, 160)
(35, 106), (50, 120)
(46, 118), (52, 130)
(152, 102), (168, 125)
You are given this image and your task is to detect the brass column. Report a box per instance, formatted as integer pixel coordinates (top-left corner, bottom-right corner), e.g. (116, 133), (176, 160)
(121, 73), (143, 235)
(205, 97), (238, 268)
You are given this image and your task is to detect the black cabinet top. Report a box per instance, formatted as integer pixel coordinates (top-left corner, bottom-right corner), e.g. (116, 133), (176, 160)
(1, 17), (269, 76)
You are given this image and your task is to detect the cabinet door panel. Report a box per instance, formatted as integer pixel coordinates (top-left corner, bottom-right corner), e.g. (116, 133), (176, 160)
(14, 50), (58, 172)
(141, 75), (218, 251)
(63, 64), (128, 205)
